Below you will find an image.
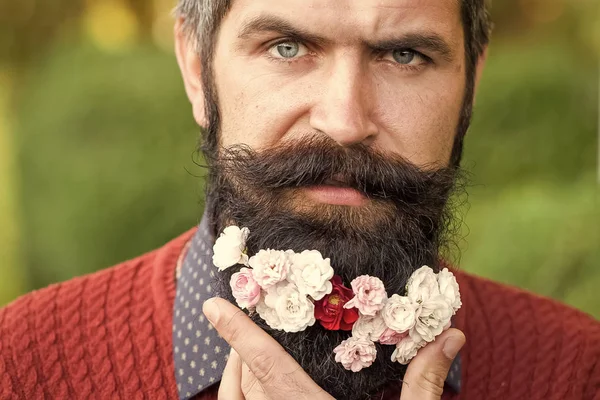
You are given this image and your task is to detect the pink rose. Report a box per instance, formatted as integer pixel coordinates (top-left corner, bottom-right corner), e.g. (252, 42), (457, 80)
(249, 249), (292, 289)
(333, 337), (377, 372)
(379, 328), (408, 345)
(230, 268), (261, 309)
(344, 275), (388, 316)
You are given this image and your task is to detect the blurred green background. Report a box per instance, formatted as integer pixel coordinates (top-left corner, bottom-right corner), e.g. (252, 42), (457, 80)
(0, 0), (598, 317)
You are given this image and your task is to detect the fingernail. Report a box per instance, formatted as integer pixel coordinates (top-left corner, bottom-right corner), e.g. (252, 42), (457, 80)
(203, 298), (219, 325)
(442, 335), (464, 360)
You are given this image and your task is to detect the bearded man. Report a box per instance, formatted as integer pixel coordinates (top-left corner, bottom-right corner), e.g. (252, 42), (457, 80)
(1, 0), (599, 399)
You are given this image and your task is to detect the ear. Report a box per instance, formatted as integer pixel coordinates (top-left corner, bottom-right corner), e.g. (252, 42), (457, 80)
(174, 18), (207, 127)
(473, 46), (488, 96)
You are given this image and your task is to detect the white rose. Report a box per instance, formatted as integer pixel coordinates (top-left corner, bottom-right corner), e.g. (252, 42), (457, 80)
(409, 294), (453, 343)
(381, 294), (417, 333)
(406, 265), (440, 303)
(391, 336), (425, 365)
(256, 299), (282, 330)
(288, 250), (334, 301)
(212, 226), (250, 271)
(250, 249), (293, 290)
(438, 268), (462, 312)
(351, 313), (387, 342)
(334, 337), (377, 372)
(262, 282), (315, 333)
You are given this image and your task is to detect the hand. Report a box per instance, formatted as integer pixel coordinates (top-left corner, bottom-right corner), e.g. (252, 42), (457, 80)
(203, 297), (465, 400)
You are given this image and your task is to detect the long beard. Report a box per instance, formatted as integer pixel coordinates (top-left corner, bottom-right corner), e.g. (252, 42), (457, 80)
(208, 137), (463, 400)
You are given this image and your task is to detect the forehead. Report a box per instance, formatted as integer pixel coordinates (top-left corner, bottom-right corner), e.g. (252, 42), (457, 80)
(225, 0), (463, 45)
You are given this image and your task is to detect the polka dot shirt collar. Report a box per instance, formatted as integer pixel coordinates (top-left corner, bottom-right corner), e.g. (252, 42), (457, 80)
(172, 216), (462, 399)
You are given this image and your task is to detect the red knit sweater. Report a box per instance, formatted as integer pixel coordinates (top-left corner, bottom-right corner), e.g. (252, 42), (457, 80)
(1, 229), (599, 400)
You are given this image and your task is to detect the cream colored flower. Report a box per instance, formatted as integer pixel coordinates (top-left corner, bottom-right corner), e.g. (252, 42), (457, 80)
(406, 265), (440, 303)
(212, 226), (250, 271)
(382, 294), (417, 333)
(262, 282), (315, 332)
(256, 299), (281, 330)
(437, 268), (462, 312)
(334, 337), (377, 372)
(288, 250), (334, 301)
(391, 336), (425, 365)
(344, 275), (388, 316)
(409, 294), (453, 343)
(351, 313), (387, 342)
(250, 249), (293, 289)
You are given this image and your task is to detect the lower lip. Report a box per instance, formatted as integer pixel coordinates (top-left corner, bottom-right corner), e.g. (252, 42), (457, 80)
(303, 185), (367, 206)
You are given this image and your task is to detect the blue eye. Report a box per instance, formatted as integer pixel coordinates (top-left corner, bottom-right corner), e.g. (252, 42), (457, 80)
(392, 49), (416, 65)
(268, 41), (309, 60)
(275, 42), (300, 58)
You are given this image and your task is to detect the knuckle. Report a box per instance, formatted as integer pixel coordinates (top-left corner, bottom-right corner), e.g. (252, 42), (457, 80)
(248, 352), (278, 384)
(417, 370), (446, 396)
(241, 373), (264, 397)
(222, 310), (246, 344)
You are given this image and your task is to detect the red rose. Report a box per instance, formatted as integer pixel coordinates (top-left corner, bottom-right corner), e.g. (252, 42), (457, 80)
(314, 275), (359, 331)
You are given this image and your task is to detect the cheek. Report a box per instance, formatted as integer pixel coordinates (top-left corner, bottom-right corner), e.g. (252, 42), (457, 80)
(215, 59), (312, 150)
(373, 71), (465, 167)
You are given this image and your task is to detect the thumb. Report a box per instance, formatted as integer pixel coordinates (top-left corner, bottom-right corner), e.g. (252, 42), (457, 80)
(400, 328), (465, 400)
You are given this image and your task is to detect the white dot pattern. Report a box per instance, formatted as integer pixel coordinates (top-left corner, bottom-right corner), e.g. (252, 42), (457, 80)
(173, 217), (230, 400)
(172, 216), (462, 399)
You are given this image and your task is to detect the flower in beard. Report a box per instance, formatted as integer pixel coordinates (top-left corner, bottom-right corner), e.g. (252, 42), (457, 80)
(344, 275), (388, 316)
(230, 268), (261, 309)
(379, 328), (408, 346)
(314, 276), (358, 331)
(351, 313), (387, 342)
(409, 295), (453, 343)
(333, 337), (377, 372)
(391, 335), (426, 365)
(406, 266), (440, 304)
(288, 250), (334, 301)
(212, 226), (250, 271)
(382, 294), (417, 333)
(210, 136), (462, 398)
(258, 282), (315, 333)
(438, 268), (462, 312)
(249, 249), (293, 290)
(255, 299), (281, 329)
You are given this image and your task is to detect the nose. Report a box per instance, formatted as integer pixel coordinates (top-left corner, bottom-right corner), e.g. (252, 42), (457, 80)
(309, 56), (378, 147)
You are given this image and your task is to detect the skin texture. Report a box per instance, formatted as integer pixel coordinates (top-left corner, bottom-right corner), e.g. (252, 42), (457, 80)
(177, 0), (476, 170)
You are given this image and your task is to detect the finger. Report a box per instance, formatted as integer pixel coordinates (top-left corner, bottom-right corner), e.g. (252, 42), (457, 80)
(240, 361), (268, 399)
(400, 328), (466, 400)
(203, 297), (331, 399)
(218, 348), (244, 400)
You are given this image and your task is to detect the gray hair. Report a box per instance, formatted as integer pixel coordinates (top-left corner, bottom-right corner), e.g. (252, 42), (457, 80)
(175, 0), (491, 64)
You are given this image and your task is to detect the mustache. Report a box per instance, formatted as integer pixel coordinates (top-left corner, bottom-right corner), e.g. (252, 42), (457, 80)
(213, 136), (458, 206)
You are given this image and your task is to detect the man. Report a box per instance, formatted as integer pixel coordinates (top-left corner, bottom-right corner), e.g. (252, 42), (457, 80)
(1, 0), (598, 399)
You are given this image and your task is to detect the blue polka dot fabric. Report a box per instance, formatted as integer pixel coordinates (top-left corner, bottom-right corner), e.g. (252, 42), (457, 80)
(172, 216), (462, 399)
(172, 217), (230, 399)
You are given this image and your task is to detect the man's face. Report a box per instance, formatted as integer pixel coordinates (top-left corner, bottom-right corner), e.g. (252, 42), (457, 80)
(176, 1), (473, 398)
(213, 0), (466, 169)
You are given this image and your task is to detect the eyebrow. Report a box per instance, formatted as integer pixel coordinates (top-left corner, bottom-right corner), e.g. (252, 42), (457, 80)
(238, 15), (328, 46)
(237, 15), (456, 61)
(369, 34), (455, 62)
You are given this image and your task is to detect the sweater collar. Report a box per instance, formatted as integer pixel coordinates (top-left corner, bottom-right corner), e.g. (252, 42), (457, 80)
(172, 216), (462, 400)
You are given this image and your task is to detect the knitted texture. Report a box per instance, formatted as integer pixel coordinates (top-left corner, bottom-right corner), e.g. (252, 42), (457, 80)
(1, 228), (599, 400)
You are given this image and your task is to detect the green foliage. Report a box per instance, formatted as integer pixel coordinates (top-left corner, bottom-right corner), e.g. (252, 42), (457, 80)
(14, 43), (203, 292)
(459, 37), (599, 318)
(465, 39), (597, 186)
(461, 178), (599, 318)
